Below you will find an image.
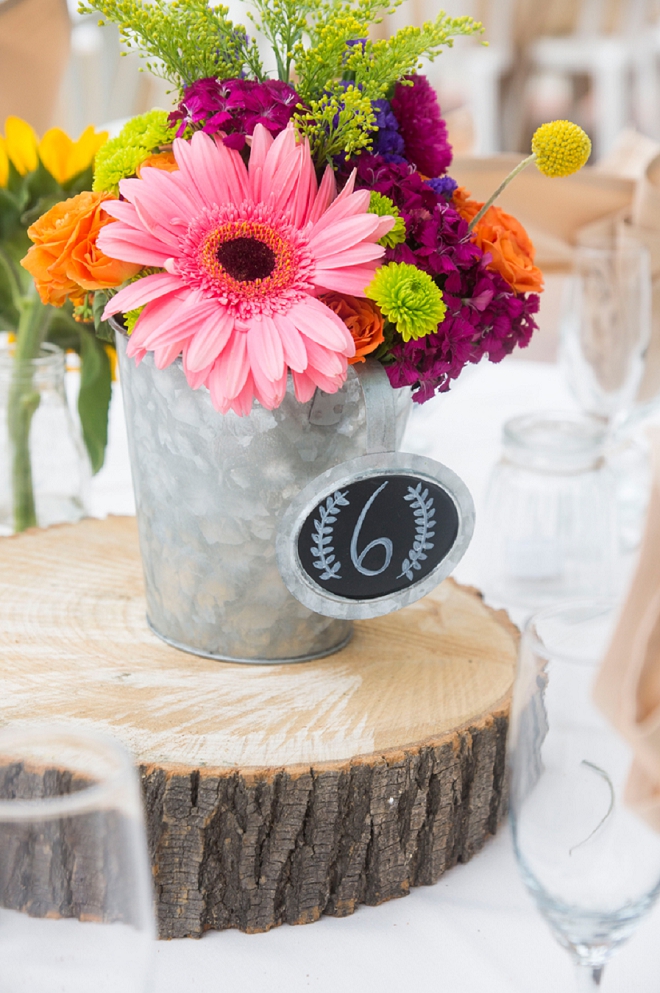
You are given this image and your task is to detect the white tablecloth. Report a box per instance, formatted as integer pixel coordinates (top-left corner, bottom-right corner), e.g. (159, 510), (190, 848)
(87, 359), (660, 992)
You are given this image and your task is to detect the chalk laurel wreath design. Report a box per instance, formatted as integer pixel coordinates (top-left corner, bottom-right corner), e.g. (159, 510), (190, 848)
(397, 483), (436, 581)
(310, 490), (350, 580)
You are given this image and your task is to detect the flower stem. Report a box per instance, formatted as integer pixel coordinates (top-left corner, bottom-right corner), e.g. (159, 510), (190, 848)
(468, 153), (536, 231)
(8, 289), (53, 532)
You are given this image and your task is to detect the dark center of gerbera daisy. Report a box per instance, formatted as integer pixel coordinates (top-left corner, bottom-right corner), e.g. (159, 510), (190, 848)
(216, 237), (277, 282)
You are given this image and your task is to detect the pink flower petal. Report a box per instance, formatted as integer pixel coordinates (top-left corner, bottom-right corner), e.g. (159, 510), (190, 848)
(141, 299), (218, 350)
(101, 199), (142, 227)
(96, 225), (173, 268)
(127, 294), (187, 352)
(288, 297), (355, 354)
(312, 263), (380, 296)
(102, 273), (184, 318)
(304, 363), (347, 394)
(272, 312), (307, 372)
(208, 330), (250, 400)
(153, 339), (185, 369)
(184, 309), (235, 372)
(175, 131), (249, 208)
(182, 355), (213, 390)
(306, 188), (371, 243)
(251, 363), (287, 409)
(302, 336), (345, 376)
(259, 126), (300, 207)
(292, 370), (317, 403)
(311, 242), (385, 269)
(338, 170), (357, 198)
(309, 213), (381, 258)
(290, 141), (317, 229)
(247, 315), (285, 382)
(120, 171), (201, 228)
(214, 372), (255, 417)
(307, 165), (337, 227)
(372, 216), (395, 241)
(248, 125), (274, 202)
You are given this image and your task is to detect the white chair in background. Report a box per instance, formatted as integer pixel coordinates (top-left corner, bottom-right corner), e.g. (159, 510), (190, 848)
(530, 0), (657, 159)
(53, 0), (173, 136)
(383, 0), (515, 155)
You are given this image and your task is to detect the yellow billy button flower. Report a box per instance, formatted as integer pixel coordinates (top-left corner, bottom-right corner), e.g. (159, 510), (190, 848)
(531, 120), (592, 178)
(366, 262), (446, 342)
(38, 125), (108, 185)
(2, 116), (38, 175)
(468, 118), (591, 232)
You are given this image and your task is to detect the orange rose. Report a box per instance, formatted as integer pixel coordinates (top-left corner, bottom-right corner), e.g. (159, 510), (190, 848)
(454, 187), (544, 295)
(136, 151), (178, 177)
(21, 191), (142, 307)
(319, 292), (385, 364)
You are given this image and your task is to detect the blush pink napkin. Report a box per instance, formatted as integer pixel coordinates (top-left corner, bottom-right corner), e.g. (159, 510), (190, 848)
(594, 428), (660, 832)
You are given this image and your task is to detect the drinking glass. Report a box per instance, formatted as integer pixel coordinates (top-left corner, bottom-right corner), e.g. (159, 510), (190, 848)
(560, 243), (652, 425)
(0, 726), (155, 993)
(508, 601), (660, 990)
(560, 244), (653, 550)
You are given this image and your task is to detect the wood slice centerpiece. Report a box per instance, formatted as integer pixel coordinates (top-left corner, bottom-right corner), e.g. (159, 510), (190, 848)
(0, 517), (518, 938)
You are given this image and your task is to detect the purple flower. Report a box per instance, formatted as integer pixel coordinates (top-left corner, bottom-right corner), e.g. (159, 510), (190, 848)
(390, 75), (452, 177)
(348, 154), (441, 215)
(371, 98), (406, 161)
(169, 77), (301, 147)
(384, 262), (539, 401)
(425, 175), (457, 199)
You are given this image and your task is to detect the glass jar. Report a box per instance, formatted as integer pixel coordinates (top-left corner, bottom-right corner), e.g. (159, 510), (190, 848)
(483, 411), (618, 609)
(0, 340), (90, 535)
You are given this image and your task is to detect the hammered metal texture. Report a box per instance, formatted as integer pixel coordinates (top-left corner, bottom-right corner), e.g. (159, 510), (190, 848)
(116, 332), (409, 662)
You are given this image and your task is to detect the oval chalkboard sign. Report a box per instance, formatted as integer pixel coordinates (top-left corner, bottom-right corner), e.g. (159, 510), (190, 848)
(276, 453), (475, 620)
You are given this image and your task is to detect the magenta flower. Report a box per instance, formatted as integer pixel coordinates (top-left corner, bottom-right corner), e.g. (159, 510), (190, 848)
(99, 125), (395, 416)
(390, 75), (452, 177)
(169, 77), (301, 149)
(385, 263), (539, 401)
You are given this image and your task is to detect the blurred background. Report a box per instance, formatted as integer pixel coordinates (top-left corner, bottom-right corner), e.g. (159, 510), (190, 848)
(3, 0), (660, 162)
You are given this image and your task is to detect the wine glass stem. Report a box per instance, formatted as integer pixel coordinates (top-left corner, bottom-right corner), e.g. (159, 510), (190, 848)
(575, 962), (605, 990)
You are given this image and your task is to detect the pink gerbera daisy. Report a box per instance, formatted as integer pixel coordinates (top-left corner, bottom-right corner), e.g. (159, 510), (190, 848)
(100, 124), (394, 415)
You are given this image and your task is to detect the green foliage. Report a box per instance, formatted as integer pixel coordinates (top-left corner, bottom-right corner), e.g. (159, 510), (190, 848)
(92, 289), (115, 343)
(292, 4), (481, 165)
(78, 0), (263, 89)
(343, 15), (483, 99)
(93, 110), (177, 194)
(247, 0), (318, 85)
(294, 85), (377, 165)
(294, 4), (481, 103)
(75, 0), (482, 168)
(293, 1), (398, 102)
(368, 191), (406, 247)
(47, 307), (113, 474)
(124, 306), (143, 334)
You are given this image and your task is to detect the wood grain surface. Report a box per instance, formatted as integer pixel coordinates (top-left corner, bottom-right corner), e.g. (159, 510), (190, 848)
(0, 517), (518, 936)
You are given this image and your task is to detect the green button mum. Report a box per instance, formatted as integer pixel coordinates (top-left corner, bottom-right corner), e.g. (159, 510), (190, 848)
(365, 262), (447, 341)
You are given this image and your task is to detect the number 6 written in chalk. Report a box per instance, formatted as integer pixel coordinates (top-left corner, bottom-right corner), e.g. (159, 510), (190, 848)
(350, 482), (393, 577)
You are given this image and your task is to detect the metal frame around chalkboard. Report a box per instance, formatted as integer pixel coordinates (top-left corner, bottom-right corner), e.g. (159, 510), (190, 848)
(275, 452), (476, 620)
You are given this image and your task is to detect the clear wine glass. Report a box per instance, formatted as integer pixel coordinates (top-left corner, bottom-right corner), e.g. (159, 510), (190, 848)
(508, 601), (660, 990)
(0, 725), (155, 993)
(560, 243), (653, 549)
(560, 243), (652, 425)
